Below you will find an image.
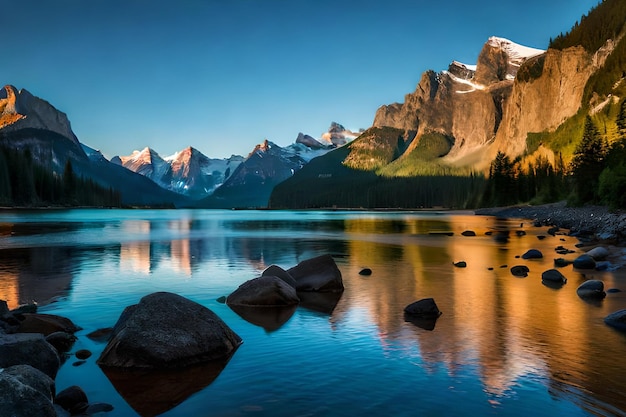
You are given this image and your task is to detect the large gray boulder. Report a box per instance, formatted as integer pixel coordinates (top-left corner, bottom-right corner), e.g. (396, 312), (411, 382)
(0, 333), (60, 378)
(0, 364), (56, 417)
(97, 292), (242, 369)
(576, 280), (606, 300)
(227, 276), (300, 307)
(287, 254), (344, 292)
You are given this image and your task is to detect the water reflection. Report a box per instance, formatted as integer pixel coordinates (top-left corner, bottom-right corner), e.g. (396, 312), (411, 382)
(0, 247), (75, 309)
(1, 210), (625, 416)
(229, 305), (297, 332)
(101, 356), (235, 417)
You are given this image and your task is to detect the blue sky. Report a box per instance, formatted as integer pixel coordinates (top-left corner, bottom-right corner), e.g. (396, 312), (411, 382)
(2, 0), (600, 159)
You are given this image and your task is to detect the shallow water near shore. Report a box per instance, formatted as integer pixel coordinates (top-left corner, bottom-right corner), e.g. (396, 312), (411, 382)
(1, 209), (626, 417)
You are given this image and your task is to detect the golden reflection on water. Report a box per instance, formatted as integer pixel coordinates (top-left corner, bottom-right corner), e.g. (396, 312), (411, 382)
(335, 215), (626, 413)
(2, 212), (626, 414)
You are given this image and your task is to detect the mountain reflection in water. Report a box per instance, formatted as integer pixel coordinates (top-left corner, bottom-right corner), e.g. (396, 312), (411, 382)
(0, 209), (625, 417)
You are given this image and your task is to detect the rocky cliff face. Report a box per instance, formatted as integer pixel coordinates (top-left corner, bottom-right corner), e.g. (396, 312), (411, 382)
(0, 85), (80, 145)
(493, 40), (615, 158)
(373, 37), (549, 167)
(373, 35), (618, 169)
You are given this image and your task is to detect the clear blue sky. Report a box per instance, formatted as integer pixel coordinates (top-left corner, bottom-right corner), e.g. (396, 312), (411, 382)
(2, 0), (600, 159)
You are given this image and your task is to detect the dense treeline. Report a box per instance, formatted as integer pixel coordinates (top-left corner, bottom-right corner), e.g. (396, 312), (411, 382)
(481, 152), (567, 207)
(483, 115), (626, 209)
(270, 174), (485, 209)
(0, 146), (121, 207)
(549, 0), (626, 53)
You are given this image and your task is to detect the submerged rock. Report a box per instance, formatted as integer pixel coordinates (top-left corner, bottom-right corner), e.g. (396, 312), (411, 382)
(453, 261), (467, 268)
(54, 385), (88, 415)
(510, 265), (530, 277)
(97, 292), (242, 369)
(359, 268), (373, 276)
(554, 258), (571, 267)
(86, 328), (113, 343)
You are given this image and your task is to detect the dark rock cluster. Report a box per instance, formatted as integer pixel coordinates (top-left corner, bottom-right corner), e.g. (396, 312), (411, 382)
(475, 201), (626, 245)
(0, 300), (111, 416)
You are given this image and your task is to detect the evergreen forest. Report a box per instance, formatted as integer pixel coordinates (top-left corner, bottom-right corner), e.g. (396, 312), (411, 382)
(0, 146), (121, 207)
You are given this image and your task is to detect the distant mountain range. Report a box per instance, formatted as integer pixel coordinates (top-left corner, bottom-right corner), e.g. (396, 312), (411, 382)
(111, 122), (359, 207)
(0, 82), (358, 207)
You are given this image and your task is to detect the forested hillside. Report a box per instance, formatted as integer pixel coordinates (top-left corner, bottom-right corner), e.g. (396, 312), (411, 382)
(0, 146), (121, 207)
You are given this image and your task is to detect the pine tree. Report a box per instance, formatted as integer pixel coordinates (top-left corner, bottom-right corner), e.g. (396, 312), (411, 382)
(570, 116), (608, 203)
(63, 159), (76, 203)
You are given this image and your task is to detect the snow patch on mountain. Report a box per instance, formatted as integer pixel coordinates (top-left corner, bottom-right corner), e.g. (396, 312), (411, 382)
(488, 36), (545, 68)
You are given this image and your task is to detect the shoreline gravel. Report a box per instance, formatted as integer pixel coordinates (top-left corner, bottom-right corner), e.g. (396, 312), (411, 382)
(475, 201), (626, 245)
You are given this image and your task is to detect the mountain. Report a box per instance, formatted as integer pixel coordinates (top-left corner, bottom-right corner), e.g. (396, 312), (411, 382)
(196, 139), (308, 208)
(0, 85), (188, 207)
(111, 146), (243, 200)
(271, 1), (626, 208)
(373, 36), (545, 168)
(194, 121), (360, 208)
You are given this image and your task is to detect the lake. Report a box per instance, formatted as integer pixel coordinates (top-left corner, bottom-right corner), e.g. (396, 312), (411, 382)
(1, 209), (625, 417)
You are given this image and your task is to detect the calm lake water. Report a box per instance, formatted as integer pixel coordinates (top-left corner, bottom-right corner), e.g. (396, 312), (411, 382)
(1, 209), (626, 417)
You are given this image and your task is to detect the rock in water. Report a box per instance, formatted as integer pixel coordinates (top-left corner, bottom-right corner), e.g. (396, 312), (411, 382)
(0, 333), (60, 378)
(404, 298), (442, 318)
(541, 269), (567, 284)
(605, 309), (626, 332)
(261, 265), (297, 288)
(226, 276), (300, 307)
(586, 246), (609, 261)
(576, 280), (606, 300)
(573, 254), (596, 270)
(522, 249), (543, 259)
(16, 313), (81, 336)
(54, 385), (88, 415)
(510, 265), (530, 277)
(0, 365), (56, 417)
(97, 292), (242, 369)
(287, 254), (344, 292)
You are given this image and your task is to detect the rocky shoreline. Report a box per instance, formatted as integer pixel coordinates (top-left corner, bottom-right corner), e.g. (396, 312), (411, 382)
(475, 201), (626, 245)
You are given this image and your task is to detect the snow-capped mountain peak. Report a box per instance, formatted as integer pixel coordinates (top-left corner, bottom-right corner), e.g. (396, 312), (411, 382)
(488, 36), (545, 62)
